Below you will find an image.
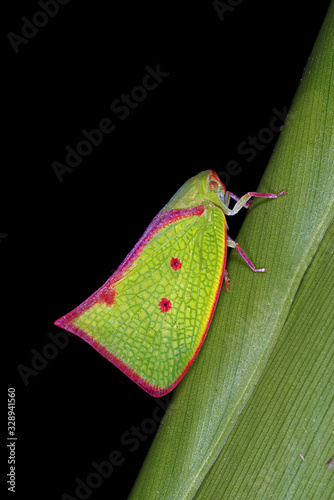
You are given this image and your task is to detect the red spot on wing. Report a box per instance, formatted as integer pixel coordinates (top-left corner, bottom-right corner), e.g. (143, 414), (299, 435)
(159, 298), (172, 312)
(96, 287), (116, 306)
(170, 257), (182, 270)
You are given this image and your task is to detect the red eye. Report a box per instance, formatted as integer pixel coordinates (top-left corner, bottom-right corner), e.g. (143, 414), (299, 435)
(209, 180), (219, 191)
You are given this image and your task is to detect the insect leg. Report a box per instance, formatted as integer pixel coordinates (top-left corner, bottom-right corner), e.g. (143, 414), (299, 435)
(224, 190), (287, 216)
(224, 269), (230, 292)
(225, 191), (252, 209)
(227, 235), (266, 273)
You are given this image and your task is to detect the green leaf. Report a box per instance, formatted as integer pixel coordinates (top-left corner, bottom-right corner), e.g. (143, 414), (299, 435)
(194, 218), (334, 499)
(129, 3), (334, 499)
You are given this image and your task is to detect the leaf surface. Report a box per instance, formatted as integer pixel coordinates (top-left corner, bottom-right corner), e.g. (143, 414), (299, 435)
(129, 4), (334, 498)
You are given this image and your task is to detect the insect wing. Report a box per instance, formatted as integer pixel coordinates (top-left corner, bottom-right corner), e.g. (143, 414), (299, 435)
(55, 204), (226, 396)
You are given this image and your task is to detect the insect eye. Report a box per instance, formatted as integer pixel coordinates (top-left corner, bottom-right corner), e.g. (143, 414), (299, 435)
(209, 180), (219, 191)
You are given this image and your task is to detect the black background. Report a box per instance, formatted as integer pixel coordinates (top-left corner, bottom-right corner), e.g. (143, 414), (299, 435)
(2, 1), (331, 499)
